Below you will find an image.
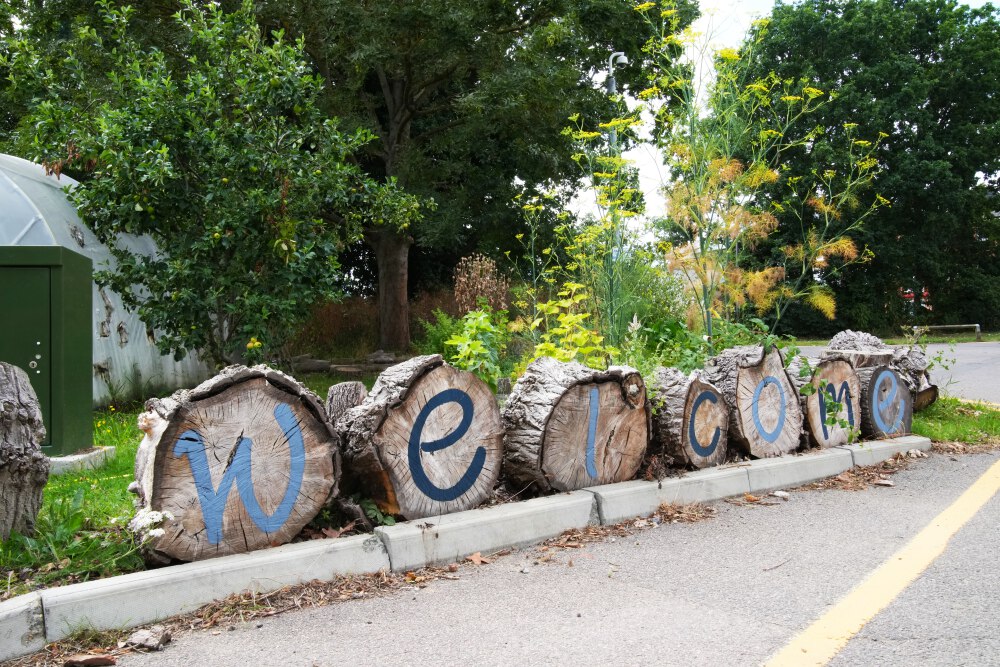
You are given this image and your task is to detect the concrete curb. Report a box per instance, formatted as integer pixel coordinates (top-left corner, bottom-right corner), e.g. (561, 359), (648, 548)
(376, 491), (596, 572)
(0, 593), (44, 663)
(836, 434), (932, 467)
(0, 435), (932, 662)
(40, 534), (387, 643)
(48, 446), (117, 476)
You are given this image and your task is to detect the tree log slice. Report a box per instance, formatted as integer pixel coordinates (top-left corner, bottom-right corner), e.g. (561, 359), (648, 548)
(858, 365), (913, 439)
(130, 365), (339, 562)
(706, 346), (803, 458)
(338, 355), (503, 520)
(326, 382), (368, 425)
(801, 358), (862, 448)
(503, 357), (649, 493)
(649, 367), (729, 469)
(0, 362), (50, 540)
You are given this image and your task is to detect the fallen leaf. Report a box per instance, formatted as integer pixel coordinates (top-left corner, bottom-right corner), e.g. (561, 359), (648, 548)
(874, 479), (895, 487)
(744, 493), (761, 503)
(466, 552), (492, 565)
(63, 655), (116, 667)
(447, 563), (459, 573)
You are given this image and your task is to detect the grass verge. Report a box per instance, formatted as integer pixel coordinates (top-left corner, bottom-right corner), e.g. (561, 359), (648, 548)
(912, 396), (1000, 450)
(1, 408), (143, 602)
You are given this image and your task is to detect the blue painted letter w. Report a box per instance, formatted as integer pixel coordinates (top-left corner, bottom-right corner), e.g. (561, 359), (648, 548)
(173, 403), (306, 544)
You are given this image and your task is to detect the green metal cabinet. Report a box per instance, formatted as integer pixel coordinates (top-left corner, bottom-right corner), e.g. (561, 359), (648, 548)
(0, 246), (93, 456)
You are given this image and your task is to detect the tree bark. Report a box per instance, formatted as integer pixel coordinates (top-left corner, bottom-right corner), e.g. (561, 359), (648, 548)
(129, 365), (340, 562)
(706, 346), (803, 458)
(338, 355), (503, 520)
(891, 346), (938, 412)
(858, 365), (913, 440)
(367, 228), (412, 352)
(502, 357), (649, 493)
(649, 367), (729, 469)
(0, 362), (50, 540)
(325, 381), (368, 425)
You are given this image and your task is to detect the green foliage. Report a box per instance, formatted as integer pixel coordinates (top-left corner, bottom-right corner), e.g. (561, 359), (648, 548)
(632, 0), (881, 343)
(445, 309), (508, 391)
(529, 283), (618, 369)
(5, 0), (415, 366)
(357, 498), (396, 527)
(414, 309), (463, 356)
(744, 0), (1000, 332)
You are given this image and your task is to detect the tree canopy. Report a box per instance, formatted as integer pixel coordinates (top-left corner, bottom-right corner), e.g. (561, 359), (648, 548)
(5, 0), (411, 365)
(742, 0), (1000, 333)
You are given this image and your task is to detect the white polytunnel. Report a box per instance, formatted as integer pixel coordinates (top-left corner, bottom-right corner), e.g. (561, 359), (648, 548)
(0, 153), (211, 406)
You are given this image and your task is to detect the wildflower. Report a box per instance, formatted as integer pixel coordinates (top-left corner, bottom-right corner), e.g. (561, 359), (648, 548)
(717, 48), (740, 62)
(247, 336), (263, 350)
(843, 122), (859, 130)
(780, 95), (803, 103)
(634, 1), (656, 11)
(803, 86), (824, 98)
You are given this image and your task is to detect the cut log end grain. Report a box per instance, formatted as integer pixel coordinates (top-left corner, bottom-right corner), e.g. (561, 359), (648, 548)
(858, 365), (913, 440)
(503, 357), (649, 493)
(137, 366), (339, 562)
(650, 367), (729, 469)
(803, 358), (862, 449)
(707, 346), (803, 459)
(340, 356), (504, 520)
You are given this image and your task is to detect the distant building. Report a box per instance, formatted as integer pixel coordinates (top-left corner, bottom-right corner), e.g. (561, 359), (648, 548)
(0, 153), (210, 405)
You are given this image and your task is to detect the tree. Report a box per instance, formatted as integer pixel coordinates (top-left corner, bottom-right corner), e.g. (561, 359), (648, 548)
(743, 0), (1000, 333)
(256, 0), (694, 350)
(6, 0), (412, 365)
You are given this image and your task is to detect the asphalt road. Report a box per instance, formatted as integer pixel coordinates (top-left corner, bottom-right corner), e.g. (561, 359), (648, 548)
(800, 342), (1000, 403)
(119, 450), (1000, 667)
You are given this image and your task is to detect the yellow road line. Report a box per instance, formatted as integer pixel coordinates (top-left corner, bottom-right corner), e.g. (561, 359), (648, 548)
(765, 457), (1000, 667)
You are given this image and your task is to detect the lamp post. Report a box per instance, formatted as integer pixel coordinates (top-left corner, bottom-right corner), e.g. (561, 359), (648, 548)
(605, 51), (628, 151)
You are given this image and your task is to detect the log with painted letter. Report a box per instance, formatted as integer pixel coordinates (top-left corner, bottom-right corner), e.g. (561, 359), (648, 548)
(706, 346), (803, 458)
(649, 367), (729, 469)
(502, 357), (649, 493)
(130, 365), (339, 562)
(0, 362), (50, 540)
(858, 365), (913, 439)
(338, 355), (503, 520)
(801, 358), (862, 448)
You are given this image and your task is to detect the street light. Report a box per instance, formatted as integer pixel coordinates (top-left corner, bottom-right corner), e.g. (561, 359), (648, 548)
(606, 51), (629, 95)
(605, 51), (629, 151)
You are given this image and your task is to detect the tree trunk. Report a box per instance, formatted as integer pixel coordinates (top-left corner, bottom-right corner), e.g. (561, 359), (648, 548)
(502, 357), (649, 493)
(858, 365), (913, 440)
(325, 381), (368, 425)
(367, 228), (412, 352)
(649, 367), (729, 469)
(821, 349), (894, 369)
(130, 365), (340, 563)
(706, 346), (803, 458)
(793, 357), (862, 449)
(338, 355), (503, 520)
(0, 362), (50, 540)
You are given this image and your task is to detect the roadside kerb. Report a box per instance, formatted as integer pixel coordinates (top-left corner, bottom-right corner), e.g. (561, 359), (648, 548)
(746, 448), (854, 494)
(836, 434), (932, 467)
(48, 446), (117, 476)
(375, 491), (597, 572)
(585, 466), (751, 525)
(0, 435), (935, 661)
(39, 534), (388, 643)
(0, 592), (44, 663)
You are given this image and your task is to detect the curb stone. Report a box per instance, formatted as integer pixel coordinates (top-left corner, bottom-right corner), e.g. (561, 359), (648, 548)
(0, 436), (931, 661)
(836, 434), (932, 467)
(0, 592), (44, 663)
(39, 534), (387, 643)
(375, 491), (596, 572)
(48, 446), (116, 476)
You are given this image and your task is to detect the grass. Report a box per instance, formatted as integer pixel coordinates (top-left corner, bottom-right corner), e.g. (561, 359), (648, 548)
(912, 396), (1000, 447)
(793, 331), (999, 346)
(1, 407), (143, 601)
(297, 370), (380, 397)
